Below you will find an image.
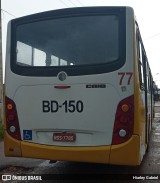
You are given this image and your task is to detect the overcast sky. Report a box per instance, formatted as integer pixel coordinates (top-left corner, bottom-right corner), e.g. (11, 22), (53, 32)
(2, 0), (160, 86)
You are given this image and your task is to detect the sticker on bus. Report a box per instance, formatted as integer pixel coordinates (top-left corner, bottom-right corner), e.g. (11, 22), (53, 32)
(23, 130), (32, 140)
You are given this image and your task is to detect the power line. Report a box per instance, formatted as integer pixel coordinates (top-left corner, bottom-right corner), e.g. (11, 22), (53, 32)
(59, 0), (80, 8)
(1, 9), (16, 18)
(76, 0), (84, 6)
(67, 0), (78, 7)
(144, 32), (160, 41)
(59, 0), (69, 8)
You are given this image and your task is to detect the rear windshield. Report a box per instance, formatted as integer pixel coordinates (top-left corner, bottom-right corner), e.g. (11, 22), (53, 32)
(11, 8), (126, 76)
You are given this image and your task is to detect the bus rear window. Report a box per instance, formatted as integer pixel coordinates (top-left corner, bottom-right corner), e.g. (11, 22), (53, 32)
(11, 8), (126, 76)
(16, 15), (119, 67)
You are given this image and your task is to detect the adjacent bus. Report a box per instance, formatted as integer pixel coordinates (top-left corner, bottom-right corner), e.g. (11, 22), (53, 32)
(4, 6), (154, 165)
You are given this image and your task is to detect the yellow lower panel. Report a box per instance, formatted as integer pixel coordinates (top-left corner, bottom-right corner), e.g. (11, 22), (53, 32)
(4, 131), (140, 165)
(4, 132), (22, 157)
(21, 141), (110, 164)
(110, 135), (140, 166)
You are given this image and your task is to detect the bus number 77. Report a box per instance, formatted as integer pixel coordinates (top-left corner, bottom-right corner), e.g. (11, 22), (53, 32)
(118, 72), (133, 85)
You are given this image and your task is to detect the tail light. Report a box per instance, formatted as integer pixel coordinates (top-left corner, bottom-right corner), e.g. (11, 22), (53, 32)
(112, 95), (134, 145)
(54, 85), (71, 89)
(5, 96), (21, 140)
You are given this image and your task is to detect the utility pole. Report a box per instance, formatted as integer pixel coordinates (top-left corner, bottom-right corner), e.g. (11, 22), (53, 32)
(0, 0), (3, 119)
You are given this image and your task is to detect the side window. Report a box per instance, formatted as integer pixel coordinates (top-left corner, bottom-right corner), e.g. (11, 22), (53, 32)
(17, 41), (46, 66)
(137, 30), (151, 94)
(148, 72), (151, 93)
(17, 41), (32, 66)
(34, 49), (46, 66)
(136, 33), (144, 90)
(147, 68), (151, 94)
(143, 54), (150, 93)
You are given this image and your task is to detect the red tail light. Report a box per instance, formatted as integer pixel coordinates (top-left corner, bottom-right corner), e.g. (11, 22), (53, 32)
(54, 85), (71, 89)
(5, 96), (21, 140)
(112, 95), (134, 145)
(7, 114), (15, 122)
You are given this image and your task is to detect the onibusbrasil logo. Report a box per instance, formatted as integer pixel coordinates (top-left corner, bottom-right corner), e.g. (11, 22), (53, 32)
(2, 175), (42, 181)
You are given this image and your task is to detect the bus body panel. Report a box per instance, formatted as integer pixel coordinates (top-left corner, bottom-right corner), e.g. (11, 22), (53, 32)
(4, 132), (22, 157)
(133, 30), (146, 160)
(5, 67), (134, 147)
(4, 7), (153, 166)
(13, 83), (119, 146)
(110, 135), (140, 165)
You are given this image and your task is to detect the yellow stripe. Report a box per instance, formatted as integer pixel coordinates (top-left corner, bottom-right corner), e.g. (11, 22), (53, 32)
(4, 132), (22, 157)
(110, 135), (140, 166)
(21, 141), (110, 164)
(4, 131), (140, 165)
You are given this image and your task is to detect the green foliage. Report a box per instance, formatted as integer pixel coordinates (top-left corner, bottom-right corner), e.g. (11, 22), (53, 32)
(0, 122), (4, 140)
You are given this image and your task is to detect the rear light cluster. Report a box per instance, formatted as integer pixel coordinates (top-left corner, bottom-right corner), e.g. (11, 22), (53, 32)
(5, 96), (21, 140)
(112, 95), (134, 145)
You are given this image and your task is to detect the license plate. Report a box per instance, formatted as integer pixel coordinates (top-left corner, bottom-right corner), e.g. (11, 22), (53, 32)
(53, 133), (76, 142)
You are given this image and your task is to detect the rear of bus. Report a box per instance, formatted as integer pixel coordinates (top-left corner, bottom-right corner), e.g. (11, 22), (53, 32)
(4, 7), (141, 165)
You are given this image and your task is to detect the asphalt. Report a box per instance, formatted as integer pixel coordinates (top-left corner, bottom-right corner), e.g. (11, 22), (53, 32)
(0, 141), (43, 169)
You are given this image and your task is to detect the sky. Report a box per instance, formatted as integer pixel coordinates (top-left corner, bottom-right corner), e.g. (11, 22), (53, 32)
(1, 0), (160, 87)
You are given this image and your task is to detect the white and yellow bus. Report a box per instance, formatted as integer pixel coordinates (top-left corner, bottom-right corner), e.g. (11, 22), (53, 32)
(4, 6), (154, 166)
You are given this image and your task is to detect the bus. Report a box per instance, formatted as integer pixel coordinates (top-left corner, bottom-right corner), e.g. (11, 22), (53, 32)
(4, 6), (154, 166)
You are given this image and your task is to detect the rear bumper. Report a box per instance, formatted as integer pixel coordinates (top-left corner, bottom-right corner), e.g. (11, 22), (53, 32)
(21, 141), (110, 164)
(4, 132), (140, 165)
